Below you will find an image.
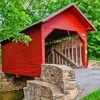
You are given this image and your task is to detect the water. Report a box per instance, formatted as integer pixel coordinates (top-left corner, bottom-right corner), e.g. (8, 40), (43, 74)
(0, 90), (24, 100)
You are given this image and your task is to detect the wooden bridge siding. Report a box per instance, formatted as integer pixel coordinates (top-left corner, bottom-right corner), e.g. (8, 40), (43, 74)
(46, 38), (82, 67)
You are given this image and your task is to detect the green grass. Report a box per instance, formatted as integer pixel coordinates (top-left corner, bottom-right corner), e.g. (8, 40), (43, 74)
(81, 89), (100, 100)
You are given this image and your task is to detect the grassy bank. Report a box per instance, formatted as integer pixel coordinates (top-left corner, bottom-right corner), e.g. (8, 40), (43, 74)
(81, 89), (100, 100)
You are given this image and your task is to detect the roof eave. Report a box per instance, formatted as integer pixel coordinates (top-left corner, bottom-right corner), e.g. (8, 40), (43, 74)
(20, 21), (43, 33)
(21, 3), (96, 32)
(72, 4), (96, 31)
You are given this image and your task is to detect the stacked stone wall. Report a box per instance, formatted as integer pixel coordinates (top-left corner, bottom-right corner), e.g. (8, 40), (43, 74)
(88, 61), (100, 69)
(41, 64), (77, 94)
(23, 64), (79, 100)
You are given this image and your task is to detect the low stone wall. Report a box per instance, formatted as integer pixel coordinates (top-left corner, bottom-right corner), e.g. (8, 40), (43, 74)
(24, 80), (64, 100)
(88, 61), (100, 69)
(41, 64), (77, 94)
(23, 64), (79, 100)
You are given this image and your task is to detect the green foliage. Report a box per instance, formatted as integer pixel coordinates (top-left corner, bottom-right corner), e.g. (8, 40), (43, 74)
(75, 0), (100, 61)
(0, 0), (32, 43)
(81, 89), (100, 100)
(0, 0), (99, 60)
(46, 34), (79, 45)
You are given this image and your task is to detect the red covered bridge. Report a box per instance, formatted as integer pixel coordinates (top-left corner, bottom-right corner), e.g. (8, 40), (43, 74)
(1, 3), (96, 77)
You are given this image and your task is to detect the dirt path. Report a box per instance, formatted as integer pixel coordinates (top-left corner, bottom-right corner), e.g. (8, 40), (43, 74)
(74, 68), (100, 98)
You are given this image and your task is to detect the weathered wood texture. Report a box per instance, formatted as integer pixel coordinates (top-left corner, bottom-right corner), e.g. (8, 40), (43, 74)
(46, 38), (82, 67)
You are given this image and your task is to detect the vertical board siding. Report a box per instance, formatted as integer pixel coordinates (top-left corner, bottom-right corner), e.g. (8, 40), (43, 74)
(46, 37), (82, 67)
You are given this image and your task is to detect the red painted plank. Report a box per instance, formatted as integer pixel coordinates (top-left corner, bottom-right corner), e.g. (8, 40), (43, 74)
(2, 28), (42, 76)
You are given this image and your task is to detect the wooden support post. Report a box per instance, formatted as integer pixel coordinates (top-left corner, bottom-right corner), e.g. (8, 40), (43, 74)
(58, 54), (59, 64)
(48, 55), (49, 64)
(68, 41), (70, 59)
(76, 41), (78, 65)
(57, 53), (59, 64)
(55, 51), (56, 64)
(48, 54), (50, 63)
(52, 48), (54, 64)
(54, 52), (56, 64)
(81, 33), (88, 68)
(65, 48), (67, 65)
(82, 41), (88, 68)
(56, 53), (58, 64)
(65, 42), (67, 56)
(72, 40), (73, 62)
(61, 57), (63, 65)
(61, 43), (63, 64)
(50, 53), (51, 64)
(79, 42), (82, 66)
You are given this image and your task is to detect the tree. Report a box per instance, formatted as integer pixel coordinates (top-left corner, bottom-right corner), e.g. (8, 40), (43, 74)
(0, 0), (32, 43)
(76, 0), (100, 60)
